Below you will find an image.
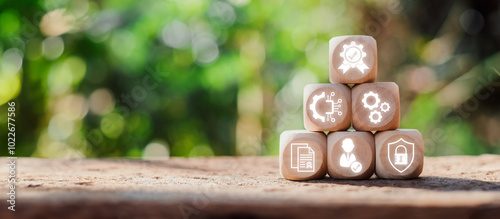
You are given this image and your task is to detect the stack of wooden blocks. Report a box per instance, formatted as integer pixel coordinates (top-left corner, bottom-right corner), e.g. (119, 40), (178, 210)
(280, 35), (424, 181)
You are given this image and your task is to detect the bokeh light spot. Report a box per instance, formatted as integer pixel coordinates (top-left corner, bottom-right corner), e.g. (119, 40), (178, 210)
(47, 56), (86, 95)
(100, 112), (125, 139)
(110, 30), (136, 58)
(143, 140), (170, 160)
(0, 72), (21, 105)
(40, 9), (75, 36)
(0, 10), (20, 36)
(460, 9), (484, 35)
(48, 114), (74, 140)
(42, 36), (64, 60)
(54, 94), (89, 120)
(1, 48), (23, 74)
(192, 33), (219, 65)
(161, 20), (191, 49)
(189, 144), (215, 157)
(89, 88), (115, 115)
(208, 1), (236, 27)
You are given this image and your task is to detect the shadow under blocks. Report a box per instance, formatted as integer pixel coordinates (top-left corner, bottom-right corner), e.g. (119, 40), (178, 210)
(280, 35), (425, 181)
(304, 176), (500, 191)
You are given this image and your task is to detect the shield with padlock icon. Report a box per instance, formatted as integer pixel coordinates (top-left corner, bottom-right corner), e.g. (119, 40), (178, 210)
(388, 138), (414, 173)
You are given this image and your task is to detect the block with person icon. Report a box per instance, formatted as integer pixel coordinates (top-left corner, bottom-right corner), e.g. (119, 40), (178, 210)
(327, 131), (375, 179)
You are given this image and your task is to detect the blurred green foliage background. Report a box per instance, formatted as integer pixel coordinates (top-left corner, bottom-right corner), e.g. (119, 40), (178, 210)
(0, 0), (499, 158)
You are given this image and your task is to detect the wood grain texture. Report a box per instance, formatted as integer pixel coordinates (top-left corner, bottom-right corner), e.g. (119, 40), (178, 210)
(375, 129), (424, 179)
(329, 35), (377, 84)
(327, 131), (375, 179)
(303, 84), (351, 131)
(352, 82), (400, 131)
(1, 156), (500, 218)
(279, 130), (327, 180)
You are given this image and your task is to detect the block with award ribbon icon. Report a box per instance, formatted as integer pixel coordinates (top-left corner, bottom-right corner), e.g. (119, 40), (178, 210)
(329, 35), (377, 84)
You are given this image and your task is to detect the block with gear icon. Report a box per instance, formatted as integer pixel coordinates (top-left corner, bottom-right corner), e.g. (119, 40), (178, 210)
(327, 131), (375, 179)
(303, 84), (351, 131)
(352, 82), (400, 131)
(329, 35), (377, 84)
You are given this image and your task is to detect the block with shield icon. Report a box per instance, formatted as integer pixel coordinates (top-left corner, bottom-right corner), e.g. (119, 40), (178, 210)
(303, 84), (351, 131)
(327, 131), (375, 179)
(375, 129), (424, 179)
(279, 130), (327, 181)
(352, 82), (400, 131)
(329, 35), (377, 84)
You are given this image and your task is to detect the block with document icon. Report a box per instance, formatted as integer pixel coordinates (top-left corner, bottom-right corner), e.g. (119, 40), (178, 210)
(279, 130), (327, 180)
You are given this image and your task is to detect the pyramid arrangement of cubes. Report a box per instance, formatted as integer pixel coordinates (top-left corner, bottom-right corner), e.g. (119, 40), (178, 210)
(279, 35), (424, 181)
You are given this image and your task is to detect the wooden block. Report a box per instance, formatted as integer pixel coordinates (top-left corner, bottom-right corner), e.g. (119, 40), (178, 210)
(375, 129), (424, 179)
(279, 130), (327, 181)
(329, 35), (377, 84)
(303, 84), (351, 131)
(352, 82), (400, 131)
(327, 131), (375, 179)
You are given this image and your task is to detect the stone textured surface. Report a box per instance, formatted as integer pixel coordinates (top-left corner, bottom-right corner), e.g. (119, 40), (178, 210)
(1, 155), (500, 218)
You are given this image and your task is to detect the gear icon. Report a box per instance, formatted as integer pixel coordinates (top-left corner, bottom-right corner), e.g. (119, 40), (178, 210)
(338, 41), (369, 74)
(369, 110), (382, 124)
(309, 92), (326, 122)
(362, 91), (380, 110)
(380, 102), (390, 112)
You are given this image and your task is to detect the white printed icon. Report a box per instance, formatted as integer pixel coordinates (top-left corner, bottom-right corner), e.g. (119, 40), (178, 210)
(362, 91), (390, 124)
(309, 92), (342, 123)
(388, 138), (414, 173)
(290, 143), (315, 172)
(338, 41), (369, 74)
(339, 138), (362, 173)
(394, 146), (408, 165)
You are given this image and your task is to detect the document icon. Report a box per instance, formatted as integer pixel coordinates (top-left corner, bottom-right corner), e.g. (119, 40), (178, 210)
(290, 143), (315, 172)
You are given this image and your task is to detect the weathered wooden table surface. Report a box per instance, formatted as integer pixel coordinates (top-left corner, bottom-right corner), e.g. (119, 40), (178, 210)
(1, 155), (500, 218)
